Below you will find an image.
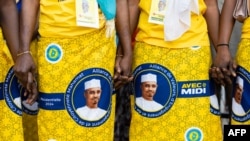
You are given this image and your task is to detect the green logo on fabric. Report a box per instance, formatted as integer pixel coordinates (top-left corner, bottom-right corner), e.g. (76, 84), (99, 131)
(45, 43), (63, 64)
(185, 127), (203, 141)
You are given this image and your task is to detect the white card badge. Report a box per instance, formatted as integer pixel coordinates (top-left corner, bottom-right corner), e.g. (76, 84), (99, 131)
(76, 0), (99, 28)
(148, 0), (167, 25)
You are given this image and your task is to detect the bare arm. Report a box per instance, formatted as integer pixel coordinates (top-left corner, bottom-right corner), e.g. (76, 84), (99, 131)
(14, 0), (40, 104)
(114, 0), (140, 89)
(19, 0), (39, 53)
(204, 0), (220, 48)
(0, 0), (19, 61)
(210, 0), (237, 85)
(128, 0), (140, 35)
(116, 0), (132, 58)
(218, 0), (237, 48)
(115, 0), (139, 57)
(114, 0), (134, 89)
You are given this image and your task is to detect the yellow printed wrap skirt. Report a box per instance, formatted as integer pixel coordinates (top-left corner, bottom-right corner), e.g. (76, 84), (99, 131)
(0, 30), (24, 141)
(22, 39), (39, 141)
(231, 39), (250, 125)
(37, 28), (116, 141)
(129, 42), (222, 141)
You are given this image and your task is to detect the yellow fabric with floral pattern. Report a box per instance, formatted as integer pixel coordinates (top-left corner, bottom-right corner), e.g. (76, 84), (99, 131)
(231, 39), (250, 125)
(22, 39), (39, 141)
(37, 27), (116, 141)
(129, 43), (222, 140)
(0, 29), (24, 141)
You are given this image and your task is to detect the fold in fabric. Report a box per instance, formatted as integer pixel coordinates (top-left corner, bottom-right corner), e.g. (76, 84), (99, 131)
(97, 0), (116, 37)
(164, 0), (199, 41)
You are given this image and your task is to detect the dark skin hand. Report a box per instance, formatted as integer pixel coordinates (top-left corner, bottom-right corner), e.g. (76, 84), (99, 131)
(23, 72), (38, 104)
(113, 0), (140, 90)
(114, 51), (133, 90)
(204, 0), (235, 85)
(210, 57), (237, 85)
(114, 0), (133, 90)
(0, 0), (37, 103)
(14, 0), (40, 105)
(210, 0), (237, 85)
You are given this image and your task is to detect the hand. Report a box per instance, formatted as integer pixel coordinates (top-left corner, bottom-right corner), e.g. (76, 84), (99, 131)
(23, 72), (38, 105)
(14, 53), (38, 104)
(210, 46), (237, 85)
(14, 52), (36, 92)
(113, 55), (133, 90)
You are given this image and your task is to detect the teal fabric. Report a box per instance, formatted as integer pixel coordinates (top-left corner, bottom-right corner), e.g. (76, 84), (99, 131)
(97, 0), (116, 20)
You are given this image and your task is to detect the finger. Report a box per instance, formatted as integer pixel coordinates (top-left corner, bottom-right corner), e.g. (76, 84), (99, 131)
(120, 76), (133, 85)
(221, 68), (233, 84)
(26, 81), (38, 105)
(23, 89), (28, 97)
(232, 60), (237, 69)
(26, 72), (33, 93)
(215, 68), (225, 79)
(119, 75), (131, 82)
(230, 60), (237, 77)
(114, 80), (124, 90)
(209, 67), (217, 77)
(114, 73), (134, 89)
(127, 76), (134, 82)
(214, 68), (225, 85)
(14, 72), (28, 88)
(16, 77), (27, 89)
(209, 67), (220, 83)
(113, 71), (120, 80)
(224, 76), (232, 85)
(121, 75), (133, 82)
(114, 64), (121, 80)
(221, 68), (231, 78)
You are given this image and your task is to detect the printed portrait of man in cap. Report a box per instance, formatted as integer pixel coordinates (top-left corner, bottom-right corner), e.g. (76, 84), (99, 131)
(136, 73), (163, 112)
(76, 79), (106, 121)
(232, 76), (246, 116)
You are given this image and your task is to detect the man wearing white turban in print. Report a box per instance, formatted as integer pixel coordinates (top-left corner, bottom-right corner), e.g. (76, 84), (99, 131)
(136, 73), (163, 112)
(76, 79), (106, 121)
(232, 76), (246, 116)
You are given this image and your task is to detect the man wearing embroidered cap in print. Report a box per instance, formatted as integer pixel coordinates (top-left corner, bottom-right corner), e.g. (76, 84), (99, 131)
(129, 0), (222, 140)
(76, 79), (106, 121)
(232, 76), (246, 115)
(136, 73), (163, 111)
(81, 0), (89, 13)
(158, 0), (166, 12)
(12, 0), (132, 139)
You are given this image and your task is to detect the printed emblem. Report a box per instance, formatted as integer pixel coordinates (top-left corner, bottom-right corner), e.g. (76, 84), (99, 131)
(185, 127), (203, 141)
(4, 67), (23, 115)
(232, 66), (250, 122)
(65, 68), (112, 127)
(133, 63), (177, 118)
(45, 43), (63, 64)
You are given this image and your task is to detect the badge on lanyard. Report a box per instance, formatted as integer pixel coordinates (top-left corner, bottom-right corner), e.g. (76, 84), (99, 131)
(148, 0), (167, 25)
(76, 0), (99, 28)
